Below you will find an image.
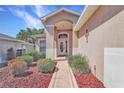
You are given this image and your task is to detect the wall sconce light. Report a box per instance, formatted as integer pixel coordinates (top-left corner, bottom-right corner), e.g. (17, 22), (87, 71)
(85, 29), (89, 43)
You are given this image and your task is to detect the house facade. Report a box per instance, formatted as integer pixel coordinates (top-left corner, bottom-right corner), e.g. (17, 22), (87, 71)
(0, 33), (34, 64)
(41, 8), (80, 59)
(74, 5), (124, 86)
(38, 5), (124, 87)
(31, 34), (46, 52)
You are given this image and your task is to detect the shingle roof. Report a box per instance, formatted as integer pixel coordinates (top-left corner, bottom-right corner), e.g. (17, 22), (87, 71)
(0, 33), (34, 46)
(0, 33), (17, 40)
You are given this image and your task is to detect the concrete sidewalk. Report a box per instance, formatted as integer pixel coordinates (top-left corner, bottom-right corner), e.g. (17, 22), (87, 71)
(49, 60), (78, 88)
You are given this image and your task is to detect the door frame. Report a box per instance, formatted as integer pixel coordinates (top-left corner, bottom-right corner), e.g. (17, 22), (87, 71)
(57, 32), (69, 57)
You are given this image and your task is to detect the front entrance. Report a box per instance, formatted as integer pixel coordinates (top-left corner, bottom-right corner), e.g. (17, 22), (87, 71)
(58, 33), (69, 56)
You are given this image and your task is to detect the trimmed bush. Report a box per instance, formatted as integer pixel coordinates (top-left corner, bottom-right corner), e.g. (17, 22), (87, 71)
(38, 51), (46, 59)
(0, 62), (8, 68)
(16, 55), (33, 66)
(37, 58), (55, 73)
(27, 50), (46, 61)
(8, 59), (27, 76)
(68, 54), (90, 74)
(27, 50), (39, 61)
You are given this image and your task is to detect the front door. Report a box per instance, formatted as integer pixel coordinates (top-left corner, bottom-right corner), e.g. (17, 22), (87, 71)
(57, 33), (69, 56)
(58, 33), (69, 56)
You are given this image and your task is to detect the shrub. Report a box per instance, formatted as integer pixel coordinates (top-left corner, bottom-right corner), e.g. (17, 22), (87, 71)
(27, 50), (39, 61)
(0, 62), (8, 68)
(68, 54), (90, 74)
(27, 50), (46, 61)
(37, 58), (55, 73)
(16, 55), (33, 66)
(38, 51), (46, 59)
(8, 59), (27, 76)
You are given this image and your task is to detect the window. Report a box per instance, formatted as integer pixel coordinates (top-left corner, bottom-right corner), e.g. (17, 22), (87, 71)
(60, 42), (64, 52)
(39, 40), (46, 51)
(59, 34), (68, 38)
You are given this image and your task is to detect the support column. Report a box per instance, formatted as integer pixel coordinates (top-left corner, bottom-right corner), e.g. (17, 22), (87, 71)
(45, 25), (55, 59)
(72, 30), (79, 55)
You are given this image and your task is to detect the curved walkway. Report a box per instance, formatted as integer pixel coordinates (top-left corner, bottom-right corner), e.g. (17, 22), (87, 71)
(49, 60), (78, 88)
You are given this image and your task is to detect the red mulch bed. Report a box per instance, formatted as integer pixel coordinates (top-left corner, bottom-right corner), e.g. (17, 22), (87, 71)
(0, 62), (56, 88)
(74, 73), (105, 88)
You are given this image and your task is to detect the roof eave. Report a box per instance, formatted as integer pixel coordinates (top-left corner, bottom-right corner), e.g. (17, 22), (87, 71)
(73, 5), (100, 31)
(41, 8), (80, 22)
(0, 37), (33, 46)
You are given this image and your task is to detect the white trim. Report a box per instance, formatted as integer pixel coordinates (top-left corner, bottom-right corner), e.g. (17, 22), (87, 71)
(45, 25), (55, 27)
(0, 37), (22, 42)
(42, 8), (80, 22)
(46, 48), (55, 59)
(31, 34), (46, 39)
(74, 5), (100, 31)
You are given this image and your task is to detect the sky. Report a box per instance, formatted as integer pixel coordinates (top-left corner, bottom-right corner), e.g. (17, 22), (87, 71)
(0, 5), (85, 37)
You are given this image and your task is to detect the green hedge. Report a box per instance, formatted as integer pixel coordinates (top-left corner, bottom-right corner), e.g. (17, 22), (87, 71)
(27, 50), (46, 61)
(16, 55), (33, 66)
(37, 58), (55, 73)
(0, 62), (8, 68)
(38, 51), (46, 59)
(68, 54), (90, 74)
(27, 50), (38, 61)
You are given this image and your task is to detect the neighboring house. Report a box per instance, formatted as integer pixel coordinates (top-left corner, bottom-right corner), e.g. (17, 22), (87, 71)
(31, 34), (46, 52)
(0, 33), (34, 64)
(39, 6), (124, 87)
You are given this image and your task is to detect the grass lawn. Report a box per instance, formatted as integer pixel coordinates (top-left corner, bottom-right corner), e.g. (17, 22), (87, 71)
(0, 62), (54, 88)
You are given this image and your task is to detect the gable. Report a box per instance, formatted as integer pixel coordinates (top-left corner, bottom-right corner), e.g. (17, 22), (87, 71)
(42, 8), (80, 25)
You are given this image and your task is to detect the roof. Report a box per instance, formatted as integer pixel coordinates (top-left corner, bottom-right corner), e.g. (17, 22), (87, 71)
(74, 5), (100, 31)
(0, 33), (17, 40)
(0, 33), (22, 42)
(31, 33), (46, 39)
(41, 8), (81, 22)
(0, 33), (34, 46)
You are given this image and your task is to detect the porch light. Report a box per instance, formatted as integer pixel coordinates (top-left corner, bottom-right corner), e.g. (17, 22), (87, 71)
(85, 29), (89, 43)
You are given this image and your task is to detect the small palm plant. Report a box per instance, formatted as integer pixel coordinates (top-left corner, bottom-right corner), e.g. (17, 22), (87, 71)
(68, 54), (90, 75)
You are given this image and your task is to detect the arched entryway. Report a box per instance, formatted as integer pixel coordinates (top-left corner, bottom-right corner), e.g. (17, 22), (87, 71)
(57, 32), (69, 56)
(41, 8), (80, 59)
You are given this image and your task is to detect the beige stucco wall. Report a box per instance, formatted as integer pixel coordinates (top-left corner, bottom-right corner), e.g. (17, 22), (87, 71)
(72, 31), (79, 55)
(45, 11), (79, 25)
(78, 5), (124, 82)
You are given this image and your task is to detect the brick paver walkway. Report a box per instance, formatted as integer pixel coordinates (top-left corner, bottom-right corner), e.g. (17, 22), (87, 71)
(49, 60), (78, 88)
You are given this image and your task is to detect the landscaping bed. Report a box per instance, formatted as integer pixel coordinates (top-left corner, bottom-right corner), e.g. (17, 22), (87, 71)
(68, 54), (105, 88)
(74, 73), (105, 88)
(0, 62), (56, 88)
